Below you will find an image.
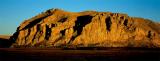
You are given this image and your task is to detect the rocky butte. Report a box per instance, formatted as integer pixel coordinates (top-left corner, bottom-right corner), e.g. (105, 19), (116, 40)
(9, 9), (160, 48)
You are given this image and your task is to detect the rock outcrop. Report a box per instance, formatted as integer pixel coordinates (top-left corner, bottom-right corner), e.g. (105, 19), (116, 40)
(10, 9), (160, 48)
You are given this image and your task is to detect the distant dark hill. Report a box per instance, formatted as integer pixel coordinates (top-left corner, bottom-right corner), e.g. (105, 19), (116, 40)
(0, 35), (12, 47)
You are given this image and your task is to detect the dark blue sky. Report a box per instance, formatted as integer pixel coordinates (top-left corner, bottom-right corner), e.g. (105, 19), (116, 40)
(0, 0), (160, 35)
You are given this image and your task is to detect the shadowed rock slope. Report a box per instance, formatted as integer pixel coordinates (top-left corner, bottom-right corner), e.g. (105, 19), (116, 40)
(10, 9), (160, 48)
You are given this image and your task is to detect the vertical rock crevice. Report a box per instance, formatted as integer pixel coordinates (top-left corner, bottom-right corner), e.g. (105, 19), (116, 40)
(147, 31), (152, 38)
(105, 17), (112, 31)
(123, 19), (128, 26)
(45, 25), (51, 40)
(31, 24), (41, 45)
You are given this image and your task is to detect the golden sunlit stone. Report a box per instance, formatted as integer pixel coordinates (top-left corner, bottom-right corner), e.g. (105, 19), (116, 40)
(10, 9), (160, 48)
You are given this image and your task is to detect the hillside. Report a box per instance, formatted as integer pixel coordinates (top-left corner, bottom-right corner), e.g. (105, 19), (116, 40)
(9, 9), (160, 48)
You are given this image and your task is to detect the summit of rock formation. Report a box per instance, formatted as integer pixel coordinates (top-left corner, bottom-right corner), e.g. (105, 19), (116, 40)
(10, 9), (160, 48)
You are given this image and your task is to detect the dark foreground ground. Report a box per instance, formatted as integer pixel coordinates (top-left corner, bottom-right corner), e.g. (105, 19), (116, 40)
(0, 47), (160, 61)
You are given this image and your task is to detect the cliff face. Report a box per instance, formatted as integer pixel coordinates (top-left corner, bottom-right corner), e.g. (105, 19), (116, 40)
(10, 9), (160, 48)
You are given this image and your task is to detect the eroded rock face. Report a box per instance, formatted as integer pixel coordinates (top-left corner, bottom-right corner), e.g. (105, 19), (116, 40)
(10, 9), (160, 48)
